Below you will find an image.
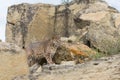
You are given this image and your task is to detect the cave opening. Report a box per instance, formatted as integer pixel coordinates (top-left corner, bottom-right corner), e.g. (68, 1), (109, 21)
(85, 40), (91, 47)
(37, 58), (47, 66)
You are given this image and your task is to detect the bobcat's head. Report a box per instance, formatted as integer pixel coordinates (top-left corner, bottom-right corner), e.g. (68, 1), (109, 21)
(49, 36), (61, 54)
(51, 35), (61, 47)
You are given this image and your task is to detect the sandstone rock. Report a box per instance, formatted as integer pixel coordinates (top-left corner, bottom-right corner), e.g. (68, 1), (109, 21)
(0, 50), (29, 80)
(53, 46), (73, 64)
(60, 35), (77, 42)
(35, 66), (42, 73)
(0, 42), (23, 53)
(79, 11), (120, 53)
(6, 3), (39, 48)
(6, 0), (98, 48)
(6, 3), (77, 48)
(12, 75), (29, 80)
(29, 63), (41, 74)
(80, 11), (109, 22)
(6, 0), (120, 54)
(53, 42), (96, 64)
(26, 4), (55, 45)
(84, 1), (109, 13)
(75, 1), (120, 53)
(26, 3), (79, 46)
(4, 0), (120, 80)
(61, 61), (76, 65)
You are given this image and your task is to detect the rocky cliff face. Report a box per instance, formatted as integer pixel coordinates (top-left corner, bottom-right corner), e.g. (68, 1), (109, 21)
(6, 3), (39, 48)
(6, 0), (120, 53)
(6, 0), (89, 48)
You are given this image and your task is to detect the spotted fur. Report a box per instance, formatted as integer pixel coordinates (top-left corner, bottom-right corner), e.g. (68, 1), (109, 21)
(25, 37), (60, 67)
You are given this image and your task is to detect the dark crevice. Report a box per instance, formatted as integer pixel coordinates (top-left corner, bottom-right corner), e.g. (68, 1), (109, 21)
(53, 4), (71, 37)
(86, 40), (91, 47)
(38, 58), (47, 66)
(64, 7), (70, 37)
(8, 21), (17, 44)
(19, 6), (37, 48)
(53, 6), (58, 35)
(7, 21), (15, 26)
(64, 4), (71, 37)
(84, 39), (102, 53)
(11, 26), (16, 43)
(74, 18), (90, 29)
(20, 8), (27, 49)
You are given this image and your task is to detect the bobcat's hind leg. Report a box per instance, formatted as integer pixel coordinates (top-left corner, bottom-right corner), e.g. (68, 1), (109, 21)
(27, 55), (36, 67)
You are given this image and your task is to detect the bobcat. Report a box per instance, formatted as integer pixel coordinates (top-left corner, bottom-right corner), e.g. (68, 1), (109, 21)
(25, 36), (60, 67)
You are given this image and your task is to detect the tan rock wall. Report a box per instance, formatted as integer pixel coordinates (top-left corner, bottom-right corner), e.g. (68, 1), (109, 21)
(6, 0), (120, 54)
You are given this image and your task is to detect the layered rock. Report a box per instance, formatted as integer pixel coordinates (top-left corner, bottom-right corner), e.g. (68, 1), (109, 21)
(6, 0), (89, 48)
(6, 4), (75, 47)
(77, 1), (120, 53)
(6, 3), (39, 48)
(6, 0), (120, 54)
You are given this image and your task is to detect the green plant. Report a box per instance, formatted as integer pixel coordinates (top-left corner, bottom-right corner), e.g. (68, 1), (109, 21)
(101, 38), (120, 55)
(88, 39), (120, 59)
(92, 51), (106, 59)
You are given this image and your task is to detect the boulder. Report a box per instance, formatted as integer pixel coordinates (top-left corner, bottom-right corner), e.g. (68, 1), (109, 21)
(6, 3), (39, 48)
(0, 42), (23, 53)
(53, 42), (96, 64)
(74, 0), (120, 54)
(0, 43), (29, 80)
(53, 45), (73, 64)
(0, 42), (29, 80)
(61, 61), (76, 65)
(79, 11), (120, 53)
(6, 3), (77, 48)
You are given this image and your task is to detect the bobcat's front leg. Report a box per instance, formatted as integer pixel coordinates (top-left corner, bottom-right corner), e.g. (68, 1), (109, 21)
(44, 53), (54, 64)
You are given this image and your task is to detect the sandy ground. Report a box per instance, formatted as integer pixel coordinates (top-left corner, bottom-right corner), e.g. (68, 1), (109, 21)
(0, 52), (29, 80)
(0, 51), (120, 80)
(37, 54), (120, 80)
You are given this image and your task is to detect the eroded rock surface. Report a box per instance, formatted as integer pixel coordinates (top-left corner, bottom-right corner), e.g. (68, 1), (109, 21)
(6, 0), (120, 54)
(0, 42), (23, 53)
(5, 0), (120, 80)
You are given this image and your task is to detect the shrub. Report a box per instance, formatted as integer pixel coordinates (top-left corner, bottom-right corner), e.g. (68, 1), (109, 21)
(101, 38), (120, 55)
(62, 0), (70, 4)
